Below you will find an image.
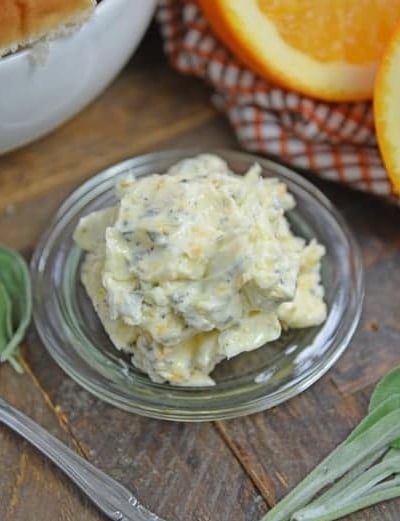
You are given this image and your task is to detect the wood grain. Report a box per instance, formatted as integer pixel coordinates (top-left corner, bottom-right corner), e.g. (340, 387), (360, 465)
(0, 117), (237, 252)
(0, 362), (105, 521)
(25, 330), (267, 521)
(330, 249), (400, 395)
(1, 20), (400, 521)
(216, 382), (400, 520)
(213, 184), (400, 519)
(0, 27), (216, 212)
(0, 26), (265, 521)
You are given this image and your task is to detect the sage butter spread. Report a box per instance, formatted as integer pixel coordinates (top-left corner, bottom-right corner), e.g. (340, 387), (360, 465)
(74, 154), (327, 386)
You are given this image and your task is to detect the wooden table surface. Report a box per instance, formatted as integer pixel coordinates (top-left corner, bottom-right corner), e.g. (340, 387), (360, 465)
(1, 26), (400, 521)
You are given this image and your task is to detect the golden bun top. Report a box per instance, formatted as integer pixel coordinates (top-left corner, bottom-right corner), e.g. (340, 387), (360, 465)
(0, 0), (96, 57)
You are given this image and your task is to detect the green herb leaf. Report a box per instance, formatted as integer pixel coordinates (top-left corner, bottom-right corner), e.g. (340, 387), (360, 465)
(292, 484), (400, 521)
(0, 281), (12, 348)
(261, 409), (400, 521)
(369, 367), (400, 413)
(347, 393), (400, 448)
(260, 369), (400, 521)
(0, 246), (32, 369)
(293, 448), (400, 521)
(296, 447), (387, 512)
(368, 369), (400, 449)
(286, 395), (400, 521)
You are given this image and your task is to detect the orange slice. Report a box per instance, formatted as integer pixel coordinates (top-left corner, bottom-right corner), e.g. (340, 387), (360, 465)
(375, 21), (400, 196)
(197, 0), (400, 101)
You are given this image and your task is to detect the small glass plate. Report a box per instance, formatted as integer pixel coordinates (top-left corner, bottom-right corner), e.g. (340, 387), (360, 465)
(31, 149), (364, 421)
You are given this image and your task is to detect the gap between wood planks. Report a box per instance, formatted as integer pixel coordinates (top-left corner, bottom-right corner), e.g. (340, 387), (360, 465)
(4, 450), (28, 521)
(13, 314), (349, 514)
(19, 354), (91, 460)
(213, 419), (276, 510)
(19, 342), (269, 515)
(212, 373), (354, 510)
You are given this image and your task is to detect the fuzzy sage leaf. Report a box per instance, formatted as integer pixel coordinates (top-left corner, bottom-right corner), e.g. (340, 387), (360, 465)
(0, 281), (12, 348)
(260, 408), (400, 521)
(0, 246), (32, 370)
(260, 368), (400, 521)
(348, 393), (400, 448)
(369, 367), (400, 413)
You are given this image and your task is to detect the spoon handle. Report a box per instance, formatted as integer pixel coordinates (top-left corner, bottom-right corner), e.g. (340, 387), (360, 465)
(0, 399), (164, 521)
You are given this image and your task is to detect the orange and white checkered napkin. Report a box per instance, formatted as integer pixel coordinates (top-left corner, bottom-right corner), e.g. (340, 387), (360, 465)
(157, 0), (397, 200)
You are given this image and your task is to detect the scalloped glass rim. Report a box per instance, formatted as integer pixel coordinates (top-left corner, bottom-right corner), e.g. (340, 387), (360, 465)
(31, 149), (364, 421)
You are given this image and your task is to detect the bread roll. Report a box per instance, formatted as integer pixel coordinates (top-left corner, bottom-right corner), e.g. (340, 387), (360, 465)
(0, 0), (96, 57)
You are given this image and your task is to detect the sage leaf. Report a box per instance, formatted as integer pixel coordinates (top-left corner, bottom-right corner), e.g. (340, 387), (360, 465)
(369, 367), (400, 413)
(297, 447), (387, 511)
(287, 395), (400, 521)
(0, 246), (32, 369)
(261, 409), (400, 521)
(292, 485), (400, 521)
(368, 370), (400, 449)
(348, 393), (400, 448)
(0, 281), (12, 349)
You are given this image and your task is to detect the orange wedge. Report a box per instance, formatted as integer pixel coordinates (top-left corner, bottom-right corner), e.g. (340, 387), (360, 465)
(197, 0), (400, 101)
(375, 22), (400, 196)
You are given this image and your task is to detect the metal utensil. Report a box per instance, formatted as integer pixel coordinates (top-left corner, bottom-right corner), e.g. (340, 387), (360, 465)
(0, 398), (164, 521)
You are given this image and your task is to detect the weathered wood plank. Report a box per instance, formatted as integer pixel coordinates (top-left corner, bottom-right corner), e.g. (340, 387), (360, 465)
(2, 18), (400, 521)
(0, 362), (105, 521)
(212, 193), (400, 519)
(284, 176), (400, 395)
(0, 30), (216, 212)
(217, 379), (360, 506)
(216, 380), (400, 520)
(330, 249), (400, 395)
(25, 330), (267, 521)
(0, 116), (236, 251)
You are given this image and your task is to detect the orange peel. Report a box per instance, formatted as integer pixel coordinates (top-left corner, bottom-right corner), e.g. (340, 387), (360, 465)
(198, 0), (400, 101)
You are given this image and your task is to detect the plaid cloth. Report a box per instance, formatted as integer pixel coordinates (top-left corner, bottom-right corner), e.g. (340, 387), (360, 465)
(157, 0), (397, 200)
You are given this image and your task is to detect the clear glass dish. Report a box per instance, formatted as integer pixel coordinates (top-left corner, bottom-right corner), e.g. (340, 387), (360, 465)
(31, 149), (364, 421)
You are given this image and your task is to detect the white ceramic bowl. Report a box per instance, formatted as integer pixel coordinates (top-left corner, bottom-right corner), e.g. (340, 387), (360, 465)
(0, 0), (156, 155)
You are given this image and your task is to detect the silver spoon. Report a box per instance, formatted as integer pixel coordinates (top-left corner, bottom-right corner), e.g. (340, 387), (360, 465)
(0, 398), (165, 521)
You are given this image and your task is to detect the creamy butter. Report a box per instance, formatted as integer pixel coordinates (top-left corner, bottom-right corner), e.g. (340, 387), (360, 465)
(74, 154), (327, 386)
